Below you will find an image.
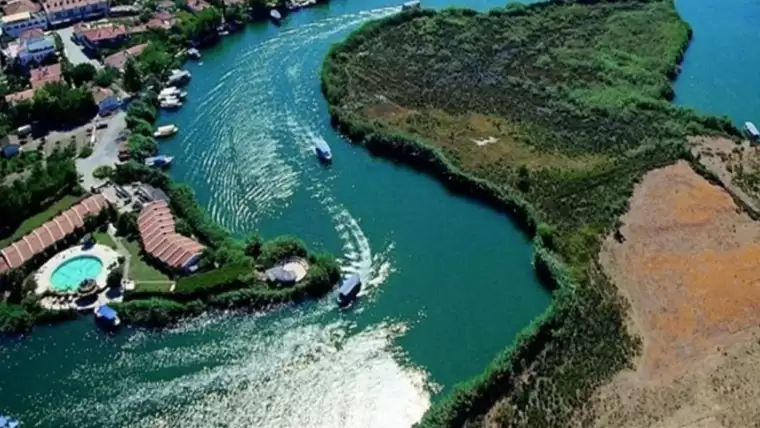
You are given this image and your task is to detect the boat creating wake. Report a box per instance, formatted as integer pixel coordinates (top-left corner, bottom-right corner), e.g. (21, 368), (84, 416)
(24, 6), (430, 428)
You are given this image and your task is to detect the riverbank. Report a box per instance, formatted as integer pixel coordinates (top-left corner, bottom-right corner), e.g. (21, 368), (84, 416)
(320, 2), (739, 426)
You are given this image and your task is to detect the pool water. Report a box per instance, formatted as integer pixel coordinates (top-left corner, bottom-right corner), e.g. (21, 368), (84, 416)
(50, 256), (104, 292)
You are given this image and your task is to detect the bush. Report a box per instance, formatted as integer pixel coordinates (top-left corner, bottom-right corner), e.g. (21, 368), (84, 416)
(113, 298), (203, 327)
(107, 266), (124, 289)
(173, 264), (250, 298)
(93, 165), (114, 180)
(259, 235), (308, 267)
(78, 146), (93, 158)
(0, 302), (34, 333)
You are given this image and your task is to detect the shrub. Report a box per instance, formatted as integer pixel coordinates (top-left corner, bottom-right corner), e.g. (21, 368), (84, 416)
(78, 146), (93, 158)
(93, 165), (114, 179)
(259, 235), (308, 267)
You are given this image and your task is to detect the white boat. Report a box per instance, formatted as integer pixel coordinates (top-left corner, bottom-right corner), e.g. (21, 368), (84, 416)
(270, 9), (282, 22)
(167, 69), (192, 85)
(158, 87), (187, 100)
(187, 48), (201, 59)
(154, 124), (178, 138)
(745, 121), (759, 141)
(160, 97), (182, 109)
(145, 155), (174, 168)
(402, 0), (421, 10)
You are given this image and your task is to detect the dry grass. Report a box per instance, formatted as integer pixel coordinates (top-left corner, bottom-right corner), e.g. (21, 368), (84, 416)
(591, 161), (760, 427)
(690, 135), (760, 211)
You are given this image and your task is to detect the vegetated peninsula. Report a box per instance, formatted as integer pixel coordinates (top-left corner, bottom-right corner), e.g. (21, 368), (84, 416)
(323, 0), (760, 426)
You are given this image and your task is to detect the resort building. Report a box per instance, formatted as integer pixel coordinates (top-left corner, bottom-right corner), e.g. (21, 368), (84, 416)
(91, 87), (120, 115)
(1, 11), (49, 38)
(137, 200), (205, 271)
(5, 89), (35, 104)
(74, 24), (128, 50)
(103, 43), (147, 72)
(29, 62), (63, 88)
(42, 0), (109, 26)
(3, 0), (42, 16)
(0, 194), (110, 273)
(185, 0), (212, 13)
(13, 29), (56, 66)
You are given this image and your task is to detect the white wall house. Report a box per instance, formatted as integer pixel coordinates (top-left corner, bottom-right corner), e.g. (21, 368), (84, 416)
(0, 12), (48, 38)
(17, 33), (56, 66)
(43, 0), (109, 26)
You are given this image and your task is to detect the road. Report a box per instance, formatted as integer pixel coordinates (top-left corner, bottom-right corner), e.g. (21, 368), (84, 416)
(76, 111), (127, 190)
(55, 27), (103, 69)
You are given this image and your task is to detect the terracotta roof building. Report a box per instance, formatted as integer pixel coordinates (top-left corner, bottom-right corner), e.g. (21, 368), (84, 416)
(30, 63), (63, 89)
(3, 0), (41, 16)
(75, 24), (129, 49)
(137, 201), (205, 270)
(103, 43), (147, 72)
(5, 89), (35, 104)
(0, 195), (110, 273)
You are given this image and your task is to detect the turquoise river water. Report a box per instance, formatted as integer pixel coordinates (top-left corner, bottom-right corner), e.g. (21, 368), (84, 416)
(1, 0), (759, 426)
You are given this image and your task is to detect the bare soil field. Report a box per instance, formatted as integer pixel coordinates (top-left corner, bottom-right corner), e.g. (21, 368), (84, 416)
(593, 160), (760, 427)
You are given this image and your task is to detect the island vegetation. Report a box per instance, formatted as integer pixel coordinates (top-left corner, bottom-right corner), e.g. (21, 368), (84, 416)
(321, 1), (740, 426)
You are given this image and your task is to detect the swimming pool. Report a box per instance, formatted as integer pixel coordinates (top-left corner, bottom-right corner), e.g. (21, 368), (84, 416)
(50, 256), (104, 292)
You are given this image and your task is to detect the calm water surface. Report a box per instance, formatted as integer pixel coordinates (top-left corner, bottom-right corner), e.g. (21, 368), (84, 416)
(1, 0), (756, 426)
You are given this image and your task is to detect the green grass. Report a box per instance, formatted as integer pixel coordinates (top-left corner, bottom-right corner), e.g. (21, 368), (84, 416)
(133, 282), (173, 293)
(93, 232), (117, 249)
(122, 239), (171, 283)
(0, 195), (80, 247)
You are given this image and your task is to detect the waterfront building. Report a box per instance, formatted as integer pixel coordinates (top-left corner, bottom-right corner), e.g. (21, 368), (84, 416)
(0, 11), (48, 38)
(29, 62), (63, 88)
(91, 87), (121, 116)
(103, 43), (147, 72)
(0, 195), (109, 273)
(137, 200), (205, 272)
(43, 0), (109, 26)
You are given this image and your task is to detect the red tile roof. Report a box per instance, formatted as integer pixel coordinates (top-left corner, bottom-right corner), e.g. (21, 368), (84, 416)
(44, 0), (106, 14)
(137, 201), (205, 269)
(3, 0), (41, 15)
(5, 89), (35, 104)
(0, 195), (109, 273)
(30, 63), (62, 89)
(19, 28), (44, 40)
(103, 43), (147, 71)
(79, 25), (128, 43)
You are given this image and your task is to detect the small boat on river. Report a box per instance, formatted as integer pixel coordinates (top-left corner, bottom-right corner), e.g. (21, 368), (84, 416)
(402, 0), (421, 10)
(337, 273), (361, 307)
(187, 48), (201, 59)
(159, 86), (187, 100)
(315, 139), (332, 162)
(145, 155), (174, 168)
(154, 124), (179, 138)
(270, 9), (282, 23)
(94, 304), (121, 328)
(745, 121), (759, 141)
(160, 97), (182, 109)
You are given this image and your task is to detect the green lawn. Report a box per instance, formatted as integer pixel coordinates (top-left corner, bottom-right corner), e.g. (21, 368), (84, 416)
(122, 239), (172, 283)
(93, 232), (117, 249)
(0, 195), (80, 247)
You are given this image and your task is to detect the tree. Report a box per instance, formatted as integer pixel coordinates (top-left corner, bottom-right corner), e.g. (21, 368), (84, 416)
(127, 100), (157, 123)
(123, 58), (143, 93)
(106, 266), (124, 289)
(115, 212), (138, 237)
(65, 63), (97, 86)
(127, 134), (158, 160)
(138, 43), (174, 76)
(94, 67), (119, 88)
(93, 165), (114, 180)
(244, 232), (263, 259)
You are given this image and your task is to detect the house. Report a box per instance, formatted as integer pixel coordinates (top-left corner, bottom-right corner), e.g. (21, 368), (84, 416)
(15, 29), (56, 66)
(75, 24), (128, 50)
(185, 0), (212, 13)
(137, 200), (205, 271)
(5, 89), (35, 104)
(0, 11), (49, 38)
(0, 195), (110, 273)
(29, 63), (62, 88)
(43, 0), (109, 26)
(91, 87), (120, 116)
(103, 43), (147, 72)
(3, 0), (41, 16)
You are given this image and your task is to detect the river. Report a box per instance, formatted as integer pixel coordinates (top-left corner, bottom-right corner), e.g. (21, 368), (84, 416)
(0, 0), (757, 426)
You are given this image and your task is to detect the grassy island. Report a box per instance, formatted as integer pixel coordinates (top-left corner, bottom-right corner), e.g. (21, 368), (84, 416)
(321, 1), (740, 426)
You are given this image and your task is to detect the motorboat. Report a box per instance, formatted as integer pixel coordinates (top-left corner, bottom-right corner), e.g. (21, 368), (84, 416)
(154, 124), (179, 138)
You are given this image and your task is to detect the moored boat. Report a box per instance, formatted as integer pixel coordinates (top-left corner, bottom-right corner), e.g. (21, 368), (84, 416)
(145, 155), (174, 168)
(745, 121), (759, 141)
(94, 304), (121, 328)
(315, 138), (332, 162)
(337, 273), (361, 307)
(160, 97), (183, 109)
(270, 9), (282, 23)
(167, 69), (192, 86)
(154, 124), (179, 138)
(187, 47), (201, 59)
(402, 0), (421, 10)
